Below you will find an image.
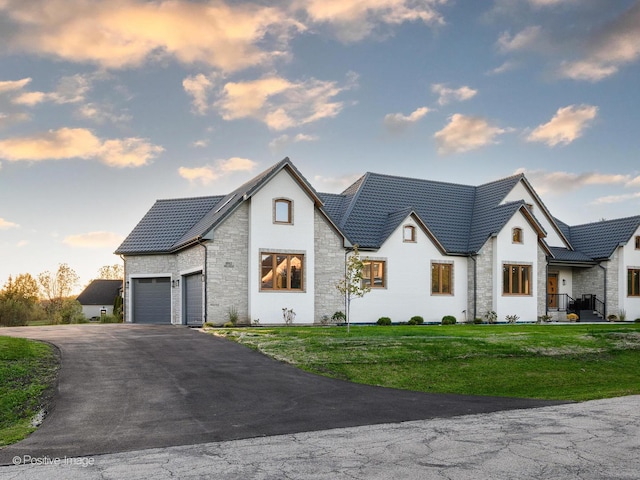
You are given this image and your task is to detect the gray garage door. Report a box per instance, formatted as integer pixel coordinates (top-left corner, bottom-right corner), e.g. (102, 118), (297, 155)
(132, 277), (171, 324)
(184, 272), (203, 326)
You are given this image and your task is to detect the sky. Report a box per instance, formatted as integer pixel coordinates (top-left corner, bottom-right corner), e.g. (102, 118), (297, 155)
(1, 0), (640, 293)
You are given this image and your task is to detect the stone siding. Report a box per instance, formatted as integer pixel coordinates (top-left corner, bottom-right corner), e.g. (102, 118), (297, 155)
(314, 210), (345, 323)
(471, 239), (494, 319)
(537, 245), (546, 318)
(206, 202), (249, 325)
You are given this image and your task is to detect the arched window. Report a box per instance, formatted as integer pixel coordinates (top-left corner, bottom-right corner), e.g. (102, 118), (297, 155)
(274, 199), (292, 224)
(512, 227), (523, 244)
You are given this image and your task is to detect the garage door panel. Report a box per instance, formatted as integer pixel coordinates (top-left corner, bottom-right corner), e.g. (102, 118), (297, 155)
(133, 277), (171, 324)
(184, 273), (203, 326)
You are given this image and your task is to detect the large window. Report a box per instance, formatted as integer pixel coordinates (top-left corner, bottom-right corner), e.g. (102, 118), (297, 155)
(628, 269), (640, 297)
(362, 260), (385, 288)
(431, 262), (452, 295)
(261, 253), (303, 290)
(503, 264), (531, 295)
(274, 199), (292, 224)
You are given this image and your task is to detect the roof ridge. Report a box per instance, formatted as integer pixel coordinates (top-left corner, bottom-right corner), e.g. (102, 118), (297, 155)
(364, 170), (475, 189)
(155, 194), (226, 203)
(571, 214), (640, 229)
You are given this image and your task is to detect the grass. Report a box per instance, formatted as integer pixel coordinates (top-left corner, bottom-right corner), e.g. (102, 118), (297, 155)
(211, 324), (640, 401)
(0, 336), (59, 446)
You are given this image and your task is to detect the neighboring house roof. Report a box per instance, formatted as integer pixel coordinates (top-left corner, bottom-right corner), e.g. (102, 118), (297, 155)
(567, 216), (640, 260)
(77, 279), (122, 306)
(116, 158), (345, 255)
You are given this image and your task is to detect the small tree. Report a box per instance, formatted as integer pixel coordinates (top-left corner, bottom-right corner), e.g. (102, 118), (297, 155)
(336, 245), (371, 333)
(97, 264), (124, 280)
(38, 263), (79, 320)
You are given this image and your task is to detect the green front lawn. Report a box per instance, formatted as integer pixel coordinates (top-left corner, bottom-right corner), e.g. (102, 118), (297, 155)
(212, 324), (640, 401)
(0, 336), (59, 446)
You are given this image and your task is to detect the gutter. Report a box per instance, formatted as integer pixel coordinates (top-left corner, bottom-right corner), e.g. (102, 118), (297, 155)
(197, 239), (208, 324)
(598, 262), (607, 319)
(470, 254), (477, 321)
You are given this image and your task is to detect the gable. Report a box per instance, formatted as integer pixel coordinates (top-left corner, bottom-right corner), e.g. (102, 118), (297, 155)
(569, 216), (640, 260)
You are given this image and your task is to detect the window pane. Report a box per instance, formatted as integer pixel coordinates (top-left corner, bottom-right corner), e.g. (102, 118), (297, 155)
(521, 266), (530, 294)
(362, 263), (371, 286)
(431, 264), (439, 293)
(275, 255), (288, 288)
(275, 200), (290, 223)
(290, 255), (302, 289)
(261, 254), (273, 289)
(404, 226), (414, 241)
(503, 266), (510, 294)
(441, 264), (451, 294)
(372, 262), (384, 287)
(630, 269), (640, 296)
(511, 266), (520, 294)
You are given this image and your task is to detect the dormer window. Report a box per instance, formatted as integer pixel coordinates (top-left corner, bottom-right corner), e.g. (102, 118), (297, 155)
(512, 227), (523, 244)
(274, 199), (292, 224)
(403, 225), (416, 242)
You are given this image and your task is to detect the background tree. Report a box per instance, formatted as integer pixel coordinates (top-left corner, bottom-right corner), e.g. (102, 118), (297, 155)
(38, 264), (80, 322)
(97, 264), (124, 280)
(336, 245), (371, 334)
(0, 274), (45, 326)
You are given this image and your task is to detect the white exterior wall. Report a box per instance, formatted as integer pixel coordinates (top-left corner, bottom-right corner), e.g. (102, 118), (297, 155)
(350, 216), (468, 324)
(502, 181), (567, 248)
(619, 227), (640, 320)
(493, 212), (540, 322)
(82, 305), (113, 319)
(248, 169), (316, 324)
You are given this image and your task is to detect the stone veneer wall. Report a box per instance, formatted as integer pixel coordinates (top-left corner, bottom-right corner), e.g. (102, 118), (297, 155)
(537, 245), (547, 318)
(314, 210), (345, 323)
(470, 239), (494, 320)
(606, 248), (620, 316)
(571, 250), (620, 318)
(206, 202), (249, 325)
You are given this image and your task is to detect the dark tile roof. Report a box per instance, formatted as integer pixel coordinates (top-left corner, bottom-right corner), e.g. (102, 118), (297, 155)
(115, 195), (224, 254)
(323, 172), (527, 254)
(116, 158), (335, 255)
(77, 279), (122, 305)
(567, 216), (640, 260)
(548, 247), (594, 263)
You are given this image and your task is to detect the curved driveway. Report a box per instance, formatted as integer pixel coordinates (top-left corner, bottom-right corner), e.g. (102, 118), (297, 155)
(0, 324), (564, 464)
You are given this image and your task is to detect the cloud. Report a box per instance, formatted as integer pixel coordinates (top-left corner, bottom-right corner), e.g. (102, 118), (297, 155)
(183, 73), (215, 115)
(0, 0), (303, 72)
(314, 173), (364, 193)
(515, 168), (633, 195)
(76, 103), (132, 125)
(497, 25), (543, 53)
(216, 73), (357, 130)
(591, 192), (640, 205)
(0, 78), (32, 94)
(0, 112), (30, 128)
(0, 218), (20, 229)
(269, 133), (319, 149)
(558, 2), (640, 81)
(12, 73), (92, 106)
(431, 84), (477, 105)
(434, 114), (510, 155)
(383, 106), (430, 132)
(526, 104), (597, 147)
(191, 139), (209, 148)
(179, 157), (257, 185)
(0, 128), (163, 167)
(528, 0), (577, 7)
(486, 61), (517, 75)
(301, 0), (447, 42)
(63, 231), (124, 248)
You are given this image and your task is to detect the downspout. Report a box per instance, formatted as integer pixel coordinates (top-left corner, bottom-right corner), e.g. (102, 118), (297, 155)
(119, 254), (126, 323)
(598, 262), (607, 319)
(198, 239), (208, 324)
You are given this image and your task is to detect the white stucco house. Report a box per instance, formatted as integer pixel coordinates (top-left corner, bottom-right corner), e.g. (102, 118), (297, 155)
(115, 158), (640, 325)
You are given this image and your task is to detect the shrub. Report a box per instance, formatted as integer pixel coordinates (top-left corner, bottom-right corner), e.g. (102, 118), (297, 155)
(505, 314), (519, 324)
(484, 310), (497, 324)
(377, 317), (392, 326)
(99, 314), (122, 323)
(223, 321), (235, 328)
(635, 318), (640, 323)
(566, 313), (579, 322)
(227, 306), (239, 326)
(332, 311), (346, 324)
(409, 315), (424, 325)
(538, 314), (553, 323)
(473, 317), (483, 324)
(441, 315), (456, 325)
(618, 310), (627, 321)
(203, 322), (215, 328)
(282, 308), (296, 325)
(607, 314), (618, 322)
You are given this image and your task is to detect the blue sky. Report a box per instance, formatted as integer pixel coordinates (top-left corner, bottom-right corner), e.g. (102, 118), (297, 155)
(1, 0), (639, 291)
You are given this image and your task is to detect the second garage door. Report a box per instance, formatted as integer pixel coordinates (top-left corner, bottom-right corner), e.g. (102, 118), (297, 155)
(132, 277), (171, 324)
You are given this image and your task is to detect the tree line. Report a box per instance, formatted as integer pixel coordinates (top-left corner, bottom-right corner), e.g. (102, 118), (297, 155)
(0, 263), (123, 327)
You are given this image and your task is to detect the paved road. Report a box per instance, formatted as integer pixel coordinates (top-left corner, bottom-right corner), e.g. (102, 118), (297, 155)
(0, 324), (563, 465)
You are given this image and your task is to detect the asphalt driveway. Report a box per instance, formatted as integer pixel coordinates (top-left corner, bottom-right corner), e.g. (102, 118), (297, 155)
(0, 324), (565, 464)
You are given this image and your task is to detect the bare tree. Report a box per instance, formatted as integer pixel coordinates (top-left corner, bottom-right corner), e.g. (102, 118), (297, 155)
(97, 264), (124, 280)
(335, 245), (371, 334)
(38, 263), (79, 306)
